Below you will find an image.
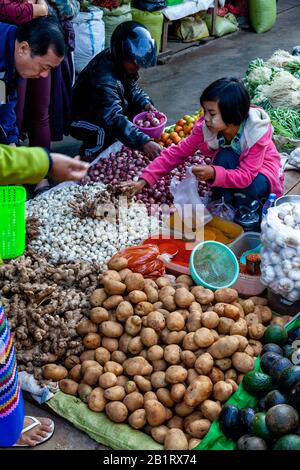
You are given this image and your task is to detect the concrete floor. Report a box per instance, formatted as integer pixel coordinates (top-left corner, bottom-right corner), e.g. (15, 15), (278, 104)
(20, 0), (300, 450)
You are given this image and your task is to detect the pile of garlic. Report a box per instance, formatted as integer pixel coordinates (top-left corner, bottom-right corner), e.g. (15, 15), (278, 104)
(260, 203), (300, 301)
(27, 183), (159, 268)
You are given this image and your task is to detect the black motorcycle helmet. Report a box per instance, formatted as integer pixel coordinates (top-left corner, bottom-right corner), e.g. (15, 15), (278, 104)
(110, 21), (157, 68)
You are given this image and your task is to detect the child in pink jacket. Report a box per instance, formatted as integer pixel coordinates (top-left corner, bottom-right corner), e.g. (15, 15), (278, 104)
(126, 77), (284, 209)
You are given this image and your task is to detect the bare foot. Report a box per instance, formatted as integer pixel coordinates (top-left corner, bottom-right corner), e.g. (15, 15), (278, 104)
(15, 416), (54, 446)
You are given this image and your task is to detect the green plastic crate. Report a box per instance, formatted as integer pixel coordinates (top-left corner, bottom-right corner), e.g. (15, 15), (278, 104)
(0, 186), (26, 259)
(166, 0), (184, 6)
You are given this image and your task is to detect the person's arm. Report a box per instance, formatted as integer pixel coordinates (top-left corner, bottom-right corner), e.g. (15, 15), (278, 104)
(125, 76), (153, 110)
(0, 0), (48, 24)
(0, 99), (19, 145)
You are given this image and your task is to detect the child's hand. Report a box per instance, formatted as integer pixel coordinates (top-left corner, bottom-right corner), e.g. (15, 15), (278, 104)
(192, 165), (215, 181)
(144, 103), (156, 112)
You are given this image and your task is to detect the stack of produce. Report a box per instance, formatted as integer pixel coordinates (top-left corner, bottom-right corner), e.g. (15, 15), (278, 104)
(213, 323), (300, 450)
(158, 111), (203, 148)
(244, 51), (300, 150)
(52, 255), (280, 450)
(260, 203), (300, 302)
(82, 146), (211, 211)
(27, 183), (159, 267)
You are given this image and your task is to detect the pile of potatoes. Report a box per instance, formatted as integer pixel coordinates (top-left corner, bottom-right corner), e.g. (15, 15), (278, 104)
(45, 256), (278, 450)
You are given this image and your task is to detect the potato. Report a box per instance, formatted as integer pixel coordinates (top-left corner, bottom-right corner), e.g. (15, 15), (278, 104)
(151, 425), (169, 444)
(110, 351), (126, 365)
(241, 299), (255, 314)
(189, 301), (202, 314)
(186, 311), (201, 333)
(135, 301), (153, 317)
(166, 331), (186, 345)
(43, 364), (68, 381)
(116, 301), (134, 322)
(230, 318), (248, 336)
(214, 358), (232, 371)
(76, 319), (98, 336)
(207, 336), (241, 359)
(99, 372), (118, 389)
(128, 290), (147, 304)
(125, 315), (142, 336)
(182, 332), (198, 351)
(104, 361), (123, 376)
(88, 387), (107, 412)
(201, 311), (219, 329)
(187, 368), (199, 385)
(108, 311), (117, 322)
(151, 371), (167, 389)
(108, 256), (128, 271)
(181, 350), (196, 368)
(218, 317), (234, 335)
(140, 328), (158, 347)
(232, 335), (248, 352)
(249, 296), (268, 306)
(200, 400), (222, 421)
(156, 388), (174, 408)
(170, 384), (186, 403)
(144, 399), (166, 426)
(164, 429), (189, 450)
(184, 376), (213, 407)
(67, 364), (82, 383)
(152, 359), (167, 372)
(194, 328), (215, 348)
(232, 352), (255, 373)
(144, 285), (159, 304)
(211, 329), (219, 342)
(99, 270), (121, 283)
(224, 369), (238, 382)
(101, 337), (118, 352)
(233, 301), (245, 318)
(254, 306), (272, 324)
(104, 385), (125, 401)
(146, 311), (166, 331)
(123, 391), (144, 412)
(128, 409), (146, 430)
(209, 367), (224, 384)
(189, 439), (201, 450)
(125, 273), (145, 292)
(123, 357), (153, 376)
(185, 418), (211, 439)
(174, 288), (195, 308)
(124, 381), (137, 394)
(167, 416), (184, 430)
(103, 279), (126, 296)
(118, 333), (132, 353)
(159, 286), (175, 300)
(226, 379), (238, 393)
(147, 345), (164, 362)
(128, 336), (143, 355)
(144, 391), (158, 403)
(191, 286), (214, 305)
(176, 274), (193, 287)
(80, 351), (95, 363)
(116, 375), (128, 387)
(59, 379), (78, 396)
(164, 345), (181, 365)
(105, 401), (128, 423)
(248, 339), (263, 356)
(103, 295), (123, 310)
(223, 304), (240, 321)
(162, 295), (177, 312)
(118, 268), (132, 282)
(82, 365), (103, 386)
(90, 288), (107, 307)
(100, 321), (123, 338)
(213, 381), (233, 402)
(194, 353), (214, 375)
(248, 324), (266, 339)
(214, 288), (238, 304)
(89, 307), (109, 325)
(78, 383), (92, 403)
(213, 303), (227, 316)
(165, 365), (187, 384)
(245, 313), (260, 327)
(155, 276), (171, 288)
(82, 333), (101, 350)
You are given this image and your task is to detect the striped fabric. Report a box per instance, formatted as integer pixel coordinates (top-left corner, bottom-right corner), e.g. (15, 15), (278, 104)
(0, 303), (24, 446)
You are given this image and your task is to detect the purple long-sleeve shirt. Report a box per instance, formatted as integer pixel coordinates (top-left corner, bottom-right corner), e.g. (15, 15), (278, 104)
(0, 0), (33, 24)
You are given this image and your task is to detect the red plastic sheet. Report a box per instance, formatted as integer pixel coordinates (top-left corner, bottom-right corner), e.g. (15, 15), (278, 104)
(111, 244), (165, 278)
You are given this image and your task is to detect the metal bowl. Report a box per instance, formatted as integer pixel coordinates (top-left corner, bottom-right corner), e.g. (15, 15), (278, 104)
(274, 195), (300, 207)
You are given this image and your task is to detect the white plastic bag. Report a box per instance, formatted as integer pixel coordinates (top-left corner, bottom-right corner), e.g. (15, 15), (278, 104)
(288, 147), (300, 170)
(72, 8), (105, 74)
(170, 167), (212, 229)
(207, 197), (236, 221)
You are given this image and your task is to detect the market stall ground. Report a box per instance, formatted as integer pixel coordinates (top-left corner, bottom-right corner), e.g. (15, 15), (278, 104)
(10, 0), (300, 451)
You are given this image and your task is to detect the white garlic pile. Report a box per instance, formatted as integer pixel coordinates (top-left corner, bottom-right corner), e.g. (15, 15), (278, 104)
(27, 183), (160, 268)
(260, 203), (300, 301)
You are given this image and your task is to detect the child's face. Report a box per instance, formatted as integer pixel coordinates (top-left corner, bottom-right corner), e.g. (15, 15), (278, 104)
(202, 101), (227, 133)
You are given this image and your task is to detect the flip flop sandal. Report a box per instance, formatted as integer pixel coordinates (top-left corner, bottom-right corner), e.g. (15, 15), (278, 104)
(13, 416), (55, 447)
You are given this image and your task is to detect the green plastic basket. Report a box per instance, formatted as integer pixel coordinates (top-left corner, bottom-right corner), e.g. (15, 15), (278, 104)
(0, 186), (26, 259)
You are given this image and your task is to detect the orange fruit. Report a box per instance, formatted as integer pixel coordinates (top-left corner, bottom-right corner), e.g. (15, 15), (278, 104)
(177, 119), (186, 126)
(166, 138), (172, 146)
(170, 131), (179, 139)
(175, 125), (183, 133)
(179, 130), (185, 137)
(160, 132), (169, 143)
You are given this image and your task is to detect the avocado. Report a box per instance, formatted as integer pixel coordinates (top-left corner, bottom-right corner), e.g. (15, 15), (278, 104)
(264, 390), (288, 410)
(243, 371), (274, 396)
(260, 352), (282, 375)
(218, 404), (240, 440)
(278, 365), (300, 390)
(288, 381), (300, 410)
(251, 412), (272, 441)
(288, 327), (300, 343)
(270, 357), (292, 382)
(283, 344), (296, 359)
(261, 343), (283, 356)
(238, 408), (256, 435)
(273, 434), (300, 450)
(263, 325), (288, 346)
(266, 404), (299, 436)
(258, 397), (267, 411)
(237, 434), (268, 450)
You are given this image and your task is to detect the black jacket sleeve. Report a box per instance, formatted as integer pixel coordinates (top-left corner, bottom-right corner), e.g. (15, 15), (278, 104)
(94, 82), (151, 149)
(124, 76), (153, 110)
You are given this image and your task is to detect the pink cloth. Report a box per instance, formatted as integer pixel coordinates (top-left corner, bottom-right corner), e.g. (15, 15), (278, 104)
(0, 0), (33, 24)
(141, 109), (284, 198)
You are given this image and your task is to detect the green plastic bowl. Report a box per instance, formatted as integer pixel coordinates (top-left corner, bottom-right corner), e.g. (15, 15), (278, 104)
(190, 241), (239, 290)
(0, 186), (26, 259)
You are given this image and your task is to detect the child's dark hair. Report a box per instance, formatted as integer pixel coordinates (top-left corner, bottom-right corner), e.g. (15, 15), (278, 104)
(200, 77), (250, 125)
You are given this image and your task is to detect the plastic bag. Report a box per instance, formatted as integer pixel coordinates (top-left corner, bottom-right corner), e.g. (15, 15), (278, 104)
(102, 4), (132, 48)
(111, 244), (165, 278)
(131, 8), (164, 52)
(205, 12), (239, 37)
(175, 13), (209, 42)
(288, 147), (300, 170)
(249, 0), (276, 34)
(170, 167), (212, 229)
(207, 197), (236, 221)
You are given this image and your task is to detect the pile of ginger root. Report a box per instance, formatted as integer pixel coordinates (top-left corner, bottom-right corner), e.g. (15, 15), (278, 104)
(0, 252), (101, 381)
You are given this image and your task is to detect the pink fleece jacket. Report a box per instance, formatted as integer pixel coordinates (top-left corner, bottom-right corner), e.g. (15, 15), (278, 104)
(141, 107), (284, 198)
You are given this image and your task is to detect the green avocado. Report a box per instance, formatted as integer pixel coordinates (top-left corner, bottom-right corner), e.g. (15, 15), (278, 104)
(273, 434), (300, 450)
(251, 412), (272, 441)
(243, 371), (274, 396)
(263, 325), (288, 346)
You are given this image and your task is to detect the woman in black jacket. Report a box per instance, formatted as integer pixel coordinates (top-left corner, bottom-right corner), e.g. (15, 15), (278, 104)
(70, 21), (162, 162)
